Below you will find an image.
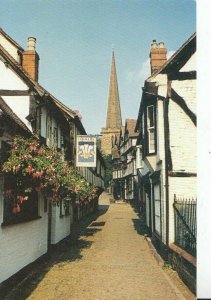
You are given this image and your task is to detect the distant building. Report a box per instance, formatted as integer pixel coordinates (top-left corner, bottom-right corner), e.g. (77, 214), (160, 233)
(112, 119), (138, 201)
(101, 52), (122, 155)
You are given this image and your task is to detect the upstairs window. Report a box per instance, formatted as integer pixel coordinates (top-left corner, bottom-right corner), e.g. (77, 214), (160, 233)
(53, 127), (58, 147)
(46, 114), (52, 147)
(35, 107), (42, 135)
(147, 105), (155, 153)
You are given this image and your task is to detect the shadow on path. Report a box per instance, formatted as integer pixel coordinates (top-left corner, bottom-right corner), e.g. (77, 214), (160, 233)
(129, 201), (149, 236)
(0, 206), (109, 300)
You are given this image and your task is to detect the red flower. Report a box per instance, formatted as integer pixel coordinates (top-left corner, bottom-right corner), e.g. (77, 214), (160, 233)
(26, 165), (33, 174)
(33, 171), (42, 178)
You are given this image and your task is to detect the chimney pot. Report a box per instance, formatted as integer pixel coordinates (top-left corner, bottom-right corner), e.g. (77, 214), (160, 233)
(151, 40), (158, 48)
(159, 42), (165, 48)
(150, 40), (167, 75)
(27, 37), (36, 51)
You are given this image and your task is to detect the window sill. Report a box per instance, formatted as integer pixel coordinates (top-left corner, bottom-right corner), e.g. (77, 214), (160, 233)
(1, 216), (42, 228)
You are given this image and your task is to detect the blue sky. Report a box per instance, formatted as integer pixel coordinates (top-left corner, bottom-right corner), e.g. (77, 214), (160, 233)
(1, 0), (195, 134)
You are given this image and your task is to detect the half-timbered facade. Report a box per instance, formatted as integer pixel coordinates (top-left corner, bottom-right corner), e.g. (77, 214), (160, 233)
(135, 33), (196, 290)
(0, 28), (105, 284)
(112, 119), (138, 201)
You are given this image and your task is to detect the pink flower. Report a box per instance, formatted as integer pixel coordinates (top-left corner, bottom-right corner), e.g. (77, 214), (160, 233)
(26, 165), (33, 174)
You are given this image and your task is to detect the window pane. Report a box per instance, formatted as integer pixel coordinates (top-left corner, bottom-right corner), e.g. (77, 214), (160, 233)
(155, 200), (160, 217)
(154, 184), (161, 235)
(147, 106), (154, 128)
(149, 129), (155, 152)
(155, 216), (161, 234)
(154, 184), (160, 199)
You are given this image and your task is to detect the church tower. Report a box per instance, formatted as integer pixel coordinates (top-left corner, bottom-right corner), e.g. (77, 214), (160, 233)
(101, 51), (122, 155)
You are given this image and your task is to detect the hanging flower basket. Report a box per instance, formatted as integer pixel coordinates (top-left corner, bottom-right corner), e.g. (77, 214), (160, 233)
(1, 135), (100, 210)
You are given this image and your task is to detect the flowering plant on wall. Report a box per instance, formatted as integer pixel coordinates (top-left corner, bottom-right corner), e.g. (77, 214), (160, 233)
(2, 136), (100, 213)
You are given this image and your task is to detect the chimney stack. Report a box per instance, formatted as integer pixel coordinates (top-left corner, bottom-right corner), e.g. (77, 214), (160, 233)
(22, 37), (39, 81)
(150, 40), (167, 75)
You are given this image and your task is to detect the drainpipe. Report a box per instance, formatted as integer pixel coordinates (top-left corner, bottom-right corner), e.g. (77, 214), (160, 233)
(163, 97), (169, 247)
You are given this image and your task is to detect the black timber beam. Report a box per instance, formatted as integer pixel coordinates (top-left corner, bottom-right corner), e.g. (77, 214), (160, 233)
(168, 71), (196, 81)
(0, 89), (30, 96)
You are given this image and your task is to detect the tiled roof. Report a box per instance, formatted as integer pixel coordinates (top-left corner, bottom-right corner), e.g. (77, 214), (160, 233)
(125, 119), (138, 137)
(0, 96), (30, 133)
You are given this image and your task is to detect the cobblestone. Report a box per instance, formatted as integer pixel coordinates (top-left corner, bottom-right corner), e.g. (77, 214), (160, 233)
(3, 193), (195, 300)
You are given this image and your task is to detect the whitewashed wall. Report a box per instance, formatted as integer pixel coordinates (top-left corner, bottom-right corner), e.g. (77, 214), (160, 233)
(0, 33), (20, 62)
(3, 95), (31, 129)
(50, 204), (73, 245)
(168, 176), (197, 244)
(0, 186), (48, 284)
(169, 100), (196, 173)
(0, 60), (27, 90)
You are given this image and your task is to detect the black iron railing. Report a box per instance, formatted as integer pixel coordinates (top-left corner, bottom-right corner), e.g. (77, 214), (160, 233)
(173, 195), (196, 257)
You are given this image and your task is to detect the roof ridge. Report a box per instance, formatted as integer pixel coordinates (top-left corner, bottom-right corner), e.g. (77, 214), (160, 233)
(0, 44), (76, 119)
(0, 28), (24, 51)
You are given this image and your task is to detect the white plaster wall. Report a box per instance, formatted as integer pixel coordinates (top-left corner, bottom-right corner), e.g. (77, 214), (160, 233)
(169, 100), (196, 173)
(168, 176), (197, 244)
(2, 95), (32, 130)
(171, 79), (196, 114)
(0, 190), (48, 284)
(50, 204), (72, 245)
(156, 100), (165, 163)
(0, 60), (28, 90)
(180, 53), (196, 72)
(0, 33), (20, 62)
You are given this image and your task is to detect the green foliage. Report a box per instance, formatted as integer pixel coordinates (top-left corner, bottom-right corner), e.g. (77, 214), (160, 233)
(2, 136), (100, 210)
(162, 262), (172, 270)
(103, 154), (112, 188)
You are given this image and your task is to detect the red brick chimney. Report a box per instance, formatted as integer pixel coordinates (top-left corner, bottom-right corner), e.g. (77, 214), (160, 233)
(22, 37), (39, 81)
(150, 40), (167, 75)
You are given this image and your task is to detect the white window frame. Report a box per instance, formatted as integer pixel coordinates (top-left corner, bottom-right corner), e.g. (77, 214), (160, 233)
(147, 105), (155, 153)
(153, 183), (161, 236)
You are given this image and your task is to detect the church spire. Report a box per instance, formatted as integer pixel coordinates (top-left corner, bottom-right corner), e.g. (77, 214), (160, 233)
(100, 51), (122, 155)
(106, 51), (122, 129)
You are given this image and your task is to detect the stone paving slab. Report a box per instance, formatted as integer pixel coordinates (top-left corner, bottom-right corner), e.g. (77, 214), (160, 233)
(25, 193), (194, 300)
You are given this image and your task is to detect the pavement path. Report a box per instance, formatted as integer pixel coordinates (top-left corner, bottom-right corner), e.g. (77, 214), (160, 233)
(5, 193), (195, 300)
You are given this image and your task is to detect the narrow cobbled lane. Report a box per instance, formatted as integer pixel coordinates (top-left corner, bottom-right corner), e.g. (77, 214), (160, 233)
(14, 193), (193, 300)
